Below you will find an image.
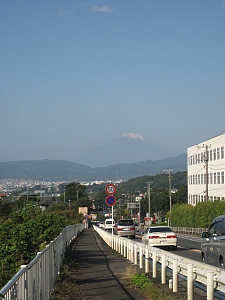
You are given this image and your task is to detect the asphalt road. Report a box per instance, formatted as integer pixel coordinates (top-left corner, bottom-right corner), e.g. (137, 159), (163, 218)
(136, 231), (202, 263)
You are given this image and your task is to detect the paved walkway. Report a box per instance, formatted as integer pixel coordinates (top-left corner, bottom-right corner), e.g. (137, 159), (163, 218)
(66, 227), (146, 300)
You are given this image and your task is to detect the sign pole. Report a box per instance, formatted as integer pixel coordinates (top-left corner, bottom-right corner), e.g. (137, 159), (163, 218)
(112, 205), (114, 248)
(105, 184), (116, 248)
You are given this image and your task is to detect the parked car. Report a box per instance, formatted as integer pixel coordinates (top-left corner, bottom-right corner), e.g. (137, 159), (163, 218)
(141, 226), (177, 250)
(201, 214), (225, 269)
(115, 219), (136, 238)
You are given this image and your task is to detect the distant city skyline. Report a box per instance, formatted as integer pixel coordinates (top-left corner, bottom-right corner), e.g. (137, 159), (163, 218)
(1, 1), (225, 163)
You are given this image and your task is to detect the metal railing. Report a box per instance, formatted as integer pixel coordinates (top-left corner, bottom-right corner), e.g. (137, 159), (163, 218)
(172, 227), (208, 236)
(0, 224), (84, 300)
(93, 226), (225, 300)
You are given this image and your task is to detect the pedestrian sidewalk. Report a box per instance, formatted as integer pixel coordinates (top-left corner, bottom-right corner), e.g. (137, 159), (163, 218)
(59, 227), (146, 300)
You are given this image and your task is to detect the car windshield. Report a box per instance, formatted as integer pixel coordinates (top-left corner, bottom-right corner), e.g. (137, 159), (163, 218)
(118, 220), (134, 226)
(150, 227), (172, 233)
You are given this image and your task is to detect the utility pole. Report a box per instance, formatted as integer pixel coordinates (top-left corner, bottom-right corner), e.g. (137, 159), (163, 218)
(197, 144), (210, 202)
(146, 182), (153, 225)
(163, 169), (172, 225)
(130, 191), (133, 219)
(135, 191), (141, 222)
(205, 145), (209, 202)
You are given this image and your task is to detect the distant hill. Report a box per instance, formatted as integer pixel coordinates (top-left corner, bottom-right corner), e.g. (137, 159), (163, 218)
(0, 153), (186, 182)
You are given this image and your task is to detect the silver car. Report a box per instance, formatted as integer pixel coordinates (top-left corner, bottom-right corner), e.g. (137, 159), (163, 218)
(201, 214), (225, 268)
(115, 219), (136, 238)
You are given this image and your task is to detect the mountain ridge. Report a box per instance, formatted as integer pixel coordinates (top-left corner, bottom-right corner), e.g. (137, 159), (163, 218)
(0, 153), (186, 182)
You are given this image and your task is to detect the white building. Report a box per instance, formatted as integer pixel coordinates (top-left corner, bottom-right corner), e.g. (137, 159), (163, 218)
(188, 133), (225, 205)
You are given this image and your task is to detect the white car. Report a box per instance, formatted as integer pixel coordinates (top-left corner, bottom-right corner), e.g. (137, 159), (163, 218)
(99, 221), (104, 228)
(104, 218), (115, 231)
(142, 226), (177, 250)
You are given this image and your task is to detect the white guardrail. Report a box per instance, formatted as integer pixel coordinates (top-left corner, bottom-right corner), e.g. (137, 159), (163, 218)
(93, 225), (225, 300)
(0, 224), (84, 300)
(172, 227), (208, 236)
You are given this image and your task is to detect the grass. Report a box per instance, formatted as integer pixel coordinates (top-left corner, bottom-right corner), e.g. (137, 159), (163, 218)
(127, 268), (184, 300)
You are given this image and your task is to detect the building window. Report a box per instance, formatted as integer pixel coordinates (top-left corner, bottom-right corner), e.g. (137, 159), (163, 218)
(210, 150), (212, 161)
(198, 174), (200, 184)
(214, 173), (216, 184)
(218, 172), (220, 184)
(201, 153), (203, 163)
(210, 173), (213, 184)
(221, 147), (224, 159)
(201, 174), (203, 184)
(204, 174), (206, 184)
(214, 149), (216, 160)
(217, 148), (220, 160)
(222, 172), (224, 184)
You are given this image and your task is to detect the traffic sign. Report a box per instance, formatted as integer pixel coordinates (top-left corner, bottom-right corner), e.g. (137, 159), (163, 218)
(105, 195), (116, 206)
(105, 183), (116, 195)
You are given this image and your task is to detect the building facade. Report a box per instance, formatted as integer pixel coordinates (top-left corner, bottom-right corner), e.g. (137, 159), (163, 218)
(188, 133), (225, 205)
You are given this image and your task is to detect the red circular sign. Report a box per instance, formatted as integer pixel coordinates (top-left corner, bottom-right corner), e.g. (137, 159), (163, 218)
(105, 183), (116, 195)
(105, 195), (116, 206)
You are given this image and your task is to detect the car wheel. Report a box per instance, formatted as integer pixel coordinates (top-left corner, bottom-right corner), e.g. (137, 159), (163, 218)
(172, 245), (177, 251)
(219, 257), (224, 269)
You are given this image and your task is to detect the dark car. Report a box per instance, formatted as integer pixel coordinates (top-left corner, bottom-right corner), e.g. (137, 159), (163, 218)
(201, 214), (225, 268)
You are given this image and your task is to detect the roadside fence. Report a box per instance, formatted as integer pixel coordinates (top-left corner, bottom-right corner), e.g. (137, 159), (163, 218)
(0, 224), (84, 300)
(93, 226), (225, 300)
(172, 227), (208, 236)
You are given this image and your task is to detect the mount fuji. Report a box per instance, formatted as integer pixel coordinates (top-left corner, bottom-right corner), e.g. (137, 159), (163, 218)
(73, 133), (176, 168)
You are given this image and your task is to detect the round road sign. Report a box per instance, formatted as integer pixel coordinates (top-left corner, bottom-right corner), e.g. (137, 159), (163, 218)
(105, 195), (116, 206)
(105, 183), (116, 194)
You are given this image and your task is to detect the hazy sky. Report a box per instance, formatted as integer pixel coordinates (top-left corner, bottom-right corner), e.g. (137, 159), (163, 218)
(1, 0), (225, 163)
